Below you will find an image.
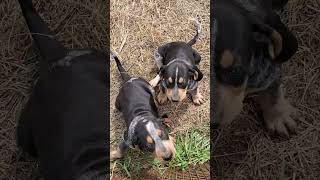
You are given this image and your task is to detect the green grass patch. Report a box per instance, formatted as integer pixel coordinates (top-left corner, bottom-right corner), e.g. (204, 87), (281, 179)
(111, 123), (210, 177)
(168, 126), (210, 171)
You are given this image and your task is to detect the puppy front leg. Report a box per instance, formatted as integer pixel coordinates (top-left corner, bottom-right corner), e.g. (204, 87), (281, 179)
(149, 74), (161, 88)
(255, 82), (297, 137)
(157, 87), (168, 104)
(216, 81), (246, 126)
(190, 86), (204, 105)
(110, 141), (128, 161)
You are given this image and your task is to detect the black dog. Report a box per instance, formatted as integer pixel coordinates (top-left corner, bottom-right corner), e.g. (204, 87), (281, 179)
(110, 54), (175, 161)
(149, 18), (204, 105)
(16, 1), (107, 179)
(213, 0), (298, 136)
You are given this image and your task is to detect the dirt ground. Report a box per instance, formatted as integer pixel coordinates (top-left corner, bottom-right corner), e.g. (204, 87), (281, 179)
(110, 0), (210, 177)
(0, 0), (107, 179)
(212, 0), (320, 179)
(1, 0), (319, 179)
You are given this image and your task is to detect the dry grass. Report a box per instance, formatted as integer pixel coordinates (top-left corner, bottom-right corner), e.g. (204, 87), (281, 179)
(212, 0), (320, 179)
(0, 0), (107, 179)
(110, 0), (210, 178)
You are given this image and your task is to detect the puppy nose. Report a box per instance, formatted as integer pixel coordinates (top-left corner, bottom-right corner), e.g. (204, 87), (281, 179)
(163, 154), (172, 161)
(172, 99), (179, 102)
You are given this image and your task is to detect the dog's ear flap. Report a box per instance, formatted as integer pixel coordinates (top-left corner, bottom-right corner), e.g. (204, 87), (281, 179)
(154, 44), (170, 68)
(159, 65), (166, 77)
(251, 18), (283, 62)
(192, 49), (201, 65)
(189, 65), (203, 81)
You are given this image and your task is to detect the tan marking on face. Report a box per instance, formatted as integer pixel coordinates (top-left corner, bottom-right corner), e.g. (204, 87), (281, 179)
(165, 88), (187, 101)
(146, 136), (153, 144)
(220, 50), (234, 68)
(154, 135), (176, 161)
(168, 77), (173, 83)
(166, 88), (173, 98)
(178, 77), (184, 83)
(177, 88), (187, 100)
(156, 129), (161, 136)
(216, 79), (247, 126)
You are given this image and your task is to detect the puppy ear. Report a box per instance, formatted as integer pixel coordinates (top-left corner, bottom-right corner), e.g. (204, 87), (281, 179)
(154, 44), (170, 68)
(159, 65), (166, 78)
(189, 65), (203, 81)
(251, 18), (283, 62)
(192, 49), (201, 65)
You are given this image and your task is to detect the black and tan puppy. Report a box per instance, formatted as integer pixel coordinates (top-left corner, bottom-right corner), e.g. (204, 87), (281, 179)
(213, 0), (298, 137)
(16, 0), (107, 179)
(149, 19), (204, 105)
(110, 54), (175, 161)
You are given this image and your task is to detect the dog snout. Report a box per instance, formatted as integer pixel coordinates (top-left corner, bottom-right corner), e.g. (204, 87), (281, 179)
(162, 153), (173, 161)
(172, 89), (180, 101)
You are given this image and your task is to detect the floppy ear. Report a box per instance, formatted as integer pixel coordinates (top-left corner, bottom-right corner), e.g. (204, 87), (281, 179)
(158, 65), (166, 78)
(251, 18), (283, 62)
(154, 44), (170, 68)
(192, 49), (201, 65)
(189, 65), (203, 81)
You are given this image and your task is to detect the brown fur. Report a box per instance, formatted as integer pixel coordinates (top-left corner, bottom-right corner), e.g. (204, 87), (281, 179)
(216, 79), (247, 126)
(154, 136), (176, 160)
(220, 50), (234, 68)
(255, 85), (297, 137)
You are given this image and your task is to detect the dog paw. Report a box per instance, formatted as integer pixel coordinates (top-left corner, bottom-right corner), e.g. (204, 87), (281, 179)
(110, 149), (123, 161)
(264, 113), (297, 137)
(192, 93), (204, 105)
(157, 93), (168, 104)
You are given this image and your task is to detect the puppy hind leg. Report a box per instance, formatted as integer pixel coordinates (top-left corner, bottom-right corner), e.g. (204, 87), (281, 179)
(255, 82), (297, 137)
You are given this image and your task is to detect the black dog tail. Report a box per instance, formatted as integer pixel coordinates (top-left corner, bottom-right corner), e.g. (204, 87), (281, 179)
(111, 52), (131, 82)
(18, 0), (67, 63)
(187, 17), (202, 46)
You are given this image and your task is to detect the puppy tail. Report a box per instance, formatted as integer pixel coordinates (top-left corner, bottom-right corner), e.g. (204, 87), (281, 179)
(110, 52), (131, 82)
(187, 17), (202, 46)
(18, 0), (67, 64)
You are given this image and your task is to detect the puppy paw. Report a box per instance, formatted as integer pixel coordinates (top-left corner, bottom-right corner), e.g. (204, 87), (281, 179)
(264, 112), (297, 137)
(110, 149), (123, 161)
(192, 93), (204, 105)
(149, 75), (161, 88)
(157, 93), (168, 105)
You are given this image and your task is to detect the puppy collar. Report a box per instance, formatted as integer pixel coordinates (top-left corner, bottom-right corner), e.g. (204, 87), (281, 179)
(124, 116), (149, 148)
(49, 50), (92, 70)
(165, 58), (192, 67)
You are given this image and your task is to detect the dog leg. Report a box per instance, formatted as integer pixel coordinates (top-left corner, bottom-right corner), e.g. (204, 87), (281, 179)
(190, 86), (204, 105)
(149, 74), (161, 88)
(255, 82), (297, 137)
(216, 81), (246, 126)
(110, 141), (128, 160)
(157, 88), (168, 104)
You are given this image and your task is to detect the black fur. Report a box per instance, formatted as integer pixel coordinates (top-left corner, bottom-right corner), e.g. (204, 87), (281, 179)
(113, 56), (173, 160)
(16, 1), (107, 179)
